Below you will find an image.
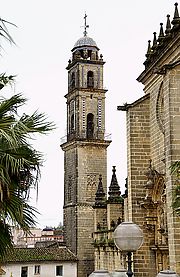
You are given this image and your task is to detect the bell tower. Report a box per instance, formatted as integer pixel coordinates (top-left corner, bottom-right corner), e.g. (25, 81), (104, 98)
(61, 14), (111, 277)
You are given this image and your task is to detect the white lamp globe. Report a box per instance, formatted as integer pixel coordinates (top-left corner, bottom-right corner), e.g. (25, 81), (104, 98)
(88, 270), (111, 277)
(113, 222), (144, 252)
(157, 270), (180, 277)
(111, 269), (127, 277)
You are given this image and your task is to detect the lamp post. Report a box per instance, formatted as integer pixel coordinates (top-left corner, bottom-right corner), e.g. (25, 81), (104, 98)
(113, 222), (144, 277)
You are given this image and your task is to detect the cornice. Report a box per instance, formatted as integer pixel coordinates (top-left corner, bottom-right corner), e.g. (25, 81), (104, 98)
(117, 93), (150, 111)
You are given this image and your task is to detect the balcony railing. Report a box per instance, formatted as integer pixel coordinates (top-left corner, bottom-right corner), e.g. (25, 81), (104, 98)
(60, 131), (112, 144)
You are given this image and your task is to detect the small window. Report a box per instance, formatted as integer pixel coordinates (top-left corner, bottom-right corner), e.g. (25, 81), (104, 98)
(21, 266), (28, 277)
(56, 265), (63, 276)
(34, 265), (40, 275)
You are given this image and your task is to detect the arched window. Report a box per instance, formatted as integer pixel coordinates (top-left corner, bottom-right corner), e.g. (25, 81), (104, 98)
(71, 114), (74, 132)
(87, 113), (94, 138)
(67, 177), (72, 203)
(87, 71), (94, 88)
(70, 72), (75, 88)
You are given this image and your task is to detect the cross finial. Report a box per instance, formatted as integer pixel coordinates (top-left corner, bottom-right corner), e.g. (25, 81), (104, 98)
(83, 13), (89, 36)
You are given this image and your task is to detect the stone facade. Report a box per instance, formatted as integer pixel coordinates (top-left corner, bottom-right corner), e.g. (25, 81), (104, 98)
(117, 3), (180, 277)
(93, 167), (125, 273)
(62, 5), (180, 276)
(61, 27), (111, 277)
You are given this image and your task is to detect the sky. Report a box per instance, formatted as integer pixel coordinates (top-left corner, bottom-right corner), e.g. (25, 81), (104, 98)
(1, 0), (176, 228)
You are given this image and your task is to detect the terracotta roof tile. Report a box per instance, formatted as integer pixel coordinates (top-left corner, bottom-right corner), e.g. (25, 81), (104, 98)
(2, 247), (78, 263)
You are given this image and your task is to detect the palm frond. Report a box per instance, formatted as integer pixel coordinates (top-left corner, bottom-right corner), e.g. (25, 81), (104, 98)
(0, 94), (27, 117)
(0, 74), (15, 90)
(1, 189), (38, 230)
(18, 111), (55, 134)
(0, 221), (13, 261)
(0, 88), (54, 259)
(0, 18), (16, 45)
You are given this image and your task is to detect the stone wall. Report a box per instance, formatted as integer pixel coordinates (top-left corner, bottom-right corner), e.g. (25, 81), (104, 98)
(62, 140), (110, 277)
(164, 66), (180, 273)
(126, 95), (156, 277)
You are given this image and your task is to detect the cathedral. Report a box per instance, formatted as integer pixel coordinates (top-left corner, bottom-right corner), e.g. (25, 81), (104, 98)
(61, 3), (180, 277)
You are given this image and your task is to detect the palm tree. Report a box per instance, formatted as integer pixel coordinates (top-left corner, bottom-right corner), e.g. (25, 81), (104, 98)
(0, 17), (54, 260)
(170, 161), (180, 216)
(0, 89), (55, 259)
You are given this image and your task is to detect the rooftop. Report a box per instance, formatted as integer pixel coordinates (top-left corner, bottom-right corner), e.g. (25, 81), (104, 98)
(2, 247), (78, 263)
(73, 35), (98, 50)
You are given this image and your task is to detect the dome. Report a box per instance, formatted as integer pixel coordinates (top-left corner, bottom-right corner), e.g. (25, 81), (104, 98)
(72, 35), (99, 51)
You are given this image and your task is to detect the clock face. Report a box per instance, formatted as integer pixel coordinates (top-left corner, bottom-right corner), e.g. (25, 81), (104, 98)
(156, 82), (165, 134)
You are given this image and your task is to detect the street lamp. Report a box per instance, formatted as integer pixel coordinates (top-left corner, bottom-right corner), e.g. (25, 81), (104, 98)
(113, 222), (144, 277)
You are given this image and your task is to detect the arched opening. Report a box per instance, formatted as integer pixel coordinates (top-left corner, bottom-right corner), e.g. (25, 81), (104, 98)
(67, 177), (72, 203)
(70, 72), (75, 89)
(87, 113), (94, 138)
(87, 71), (94, 88)
(71, 114), (74, 132)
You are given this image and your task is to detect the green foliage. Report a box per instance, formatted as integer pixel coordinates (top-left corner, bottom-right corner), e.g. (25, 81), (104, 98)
(170, 161), (180, 216)
(0, 89), (55, 259)
(170, 161), (180, 178)
(0, 75), (55, 260)
(172, 185), (180, 216)
(0, 74), (15, 90)
(0, 16), (56, 260)
(0, 221), (13, 260)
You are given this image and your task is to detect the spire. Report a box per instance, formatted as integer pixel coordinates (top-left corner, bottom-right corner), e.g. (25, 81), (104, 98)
(142, 3), (180, 71)
(145, 40), (152, 58)
(158, 23), (165, 45)
(165, 14), (171, 36)
(108, 166), (122, 202)
(152, 32), (158, 49)
(83, 13), (89, 36)
(171, 2), (180, 28)
(95, 175), (106, 206)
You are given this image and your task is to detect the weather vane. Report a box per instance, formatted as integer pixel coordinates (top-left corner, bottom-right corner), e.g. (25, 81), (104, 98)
(83, 12), (89, 36)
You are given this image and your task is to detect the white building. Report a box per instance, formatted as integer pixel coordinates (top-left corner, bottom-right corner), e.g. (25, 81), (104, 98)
(11, 227), (63, 248)
(1, 247), (77, 277)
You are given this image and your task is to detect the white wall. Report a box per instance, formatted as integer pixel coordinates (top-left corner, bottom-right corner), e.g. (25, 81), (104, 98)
(2, 261), (77, 277)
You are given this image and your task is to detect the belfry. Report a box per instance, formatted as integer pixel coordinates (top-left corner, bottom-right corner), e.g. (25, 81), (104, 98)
(61, 14), (111, 277)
